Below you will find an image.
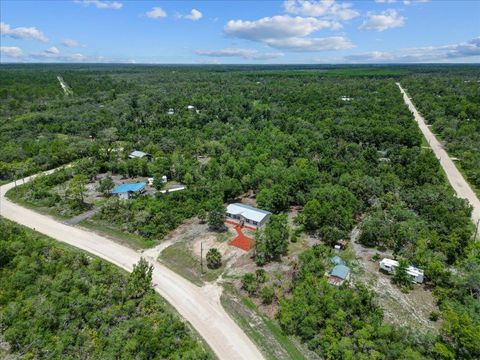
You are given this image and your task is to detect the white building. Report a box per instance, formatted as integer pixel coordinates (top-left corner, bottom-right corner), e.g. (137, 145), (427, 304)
(226, 203), (271, 228)
(379, 258), (425, 284)
(129, 150), (151, 159)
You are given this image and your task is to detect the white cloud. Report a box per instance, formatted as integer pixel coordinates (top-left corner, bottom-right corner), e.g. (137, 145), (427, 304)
(74, 0), (123, 10)
(184, 9), (203, 21)
(284, 0), (359, 21)
(225, 15), (341, 40)
(146, 7), (167, 19)
(344, 37), (480, 63)
(224, 15), (352, 52)
(266, 36), (353, 51)
(0, 46), (23, 58)
(31, 47), (87, 62)
(0, 22), (48, 42)
(359, 9), (405, 31)
(195, 48), (283, 60)
(375, 0), (429, 4)
(45, 46), (60, 55)
(62, 38), (83, 47)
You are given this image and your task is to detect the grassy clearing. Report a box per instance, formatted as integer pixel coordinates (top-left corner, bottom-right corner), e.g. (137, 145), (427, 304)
(79, 219), (155, 249)
(221, 284), (317, 360)
(159, 241), (224, 286)
(5, 189), (70, 221)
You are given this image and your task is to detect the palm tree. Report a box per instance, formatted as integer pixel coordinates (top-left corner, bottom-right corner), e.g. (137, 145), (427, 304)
(206, 248), (222, 269)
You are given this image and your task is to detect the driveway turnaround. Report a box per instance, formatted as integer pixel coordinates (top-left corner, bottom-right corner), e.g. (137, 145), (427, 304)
(0, 171), (264, 360)
(397, 82), (480, 225)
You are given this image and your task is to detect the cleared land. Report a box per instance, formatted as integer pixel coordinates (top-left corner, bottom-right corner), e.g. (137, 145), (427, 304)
(350, 227), (440, 332)
(0, 172), (264, 360)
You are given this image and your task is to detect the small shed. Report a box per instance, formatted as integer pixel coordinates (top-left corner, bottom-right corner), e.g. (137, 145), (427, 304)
(330, 256), (345, 266)
(335, 239), (348, 250)
(187, 105), (195, 110)
(111, 182), (146, 200)
(129, 151), (151, 159)
(328, 264), (350, 286)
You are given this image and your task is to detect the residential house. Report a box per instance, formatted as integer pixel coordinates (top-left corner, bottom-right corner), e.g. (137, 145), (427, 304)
(226, 203), (271, 228)
(111, 182), (146, 200)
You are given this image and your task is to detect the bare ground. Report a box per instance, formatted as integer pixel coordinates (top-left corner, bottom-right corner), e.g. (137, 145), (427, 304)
(350, 227), (440, 333)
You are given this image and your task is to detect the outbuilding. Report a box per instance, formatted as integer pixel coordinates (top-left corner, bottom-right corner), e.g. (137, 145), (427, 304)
(129, 151), (152, 159)
(226, 203), (271, 228)
(330, 255), (345, 266)
(111, 182), (146, 200)
(328, 264), (350, 286)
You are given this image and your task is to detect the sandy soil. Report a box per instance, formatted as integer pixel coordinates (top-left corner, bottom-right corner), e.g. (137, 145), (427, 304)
(1, 171), (264, 360)
(350, 227), (440, 332)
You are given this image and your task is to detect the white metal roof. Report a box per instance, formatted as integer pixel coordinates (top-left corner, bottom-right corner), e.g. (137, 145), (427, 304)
(129, 150), (149, 158)
(380, 258), (399, 267)
(226, 203), (271, 223)
(407, 266), (424, 277)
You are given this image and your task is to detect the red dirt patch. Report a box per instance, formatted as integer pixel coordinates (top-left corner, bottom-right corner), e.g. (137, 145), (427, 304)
(226, 221), (255, 251)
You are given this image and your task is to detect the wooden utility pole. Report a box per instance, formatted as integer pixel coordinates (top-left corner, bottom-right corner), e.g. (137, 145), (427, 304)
(474, 218), (480, 242)
(200, 242), (204, 274)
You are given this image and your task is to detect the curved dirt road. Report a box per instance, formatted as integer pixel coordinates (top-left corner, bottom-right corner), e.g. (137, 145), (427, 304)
(0, 172), (264, 360)
(397, 82), (480, 226)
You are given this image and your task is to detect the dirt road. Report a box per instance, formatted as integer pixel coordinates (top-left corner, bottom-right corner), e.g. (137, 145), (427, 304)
(0, 172), (264, 360)
(397, 82), (480, 226)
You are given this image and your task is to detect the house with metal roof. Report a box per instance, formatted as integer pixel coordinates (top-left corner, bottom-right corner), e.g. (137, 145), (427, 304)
(111, 182), (146, 200)
(129, 151), (152, 159)
(328, 264), (350, 286)
(226, 203), (271, 228)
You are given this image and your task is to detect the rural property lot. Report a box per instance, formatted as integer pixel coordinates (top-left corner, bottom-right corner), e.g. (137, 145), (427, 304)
(0, 173), (264, 360)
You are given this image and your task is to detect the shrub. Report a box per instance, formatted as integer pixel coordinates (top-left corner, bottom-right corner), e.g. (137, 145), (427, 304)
(206, 248), (222, 269)
(260, 286), (275, 304)
(241, 273), (257, 295)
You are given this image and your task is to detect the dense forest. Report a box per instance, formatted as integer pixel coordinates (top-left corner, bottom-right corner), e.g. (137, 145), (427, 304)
(402, 74), (480, 193)
(0, 219), (211, 359)
(1, 64), (479, 359)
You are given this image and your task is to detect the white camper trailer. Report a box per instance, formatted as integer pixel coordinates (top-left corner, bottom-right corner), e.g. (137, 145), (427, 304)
(406, 266), (424, 284)
(379, 258), (424, 284)
(379, 258), (399, 273)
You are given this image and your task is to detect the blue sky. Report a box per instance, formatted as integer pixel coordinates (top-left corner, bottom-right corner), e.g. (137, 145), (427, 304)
(1, 0), (479, 63)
